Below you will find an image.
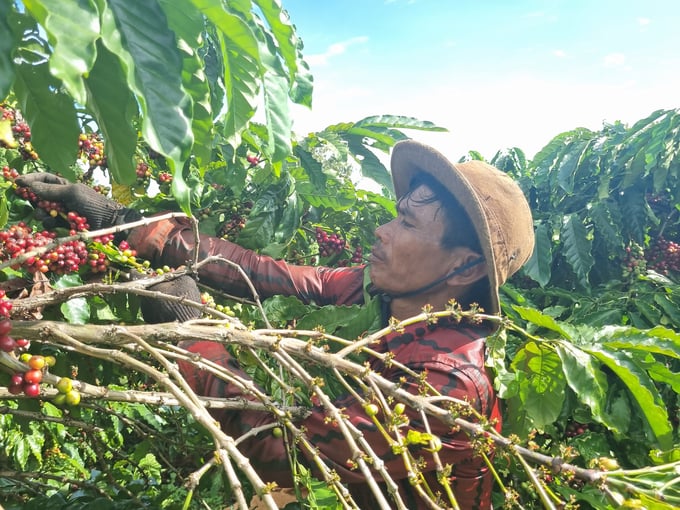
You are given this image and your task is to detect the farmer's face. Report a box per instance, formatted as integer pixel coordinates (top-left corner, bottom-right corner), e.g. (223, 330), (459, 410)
(369, 184), (455, 296)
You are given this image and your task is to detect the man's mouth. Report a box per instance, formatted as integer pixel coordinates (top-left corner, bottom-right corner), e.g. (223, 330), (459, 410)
(369, 248), (384, 263)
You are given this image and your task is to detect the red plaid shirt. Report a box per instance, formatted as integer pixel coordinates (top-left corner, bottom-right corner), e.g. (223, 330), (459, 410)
(129, 218), (500, 509)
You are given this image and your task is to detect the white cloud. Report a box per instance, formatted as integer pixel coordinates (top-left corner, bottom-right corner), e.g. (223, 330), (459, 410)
(603, 52), (626, 67)
(638, 17), (651, 26)
(305, 36), (369, 66)
(553, 49), (567, 58)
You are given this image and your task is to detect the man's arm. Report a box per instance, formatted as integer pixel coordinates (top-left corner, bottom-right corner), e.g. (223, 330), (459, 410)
(128, 216), (366, 306)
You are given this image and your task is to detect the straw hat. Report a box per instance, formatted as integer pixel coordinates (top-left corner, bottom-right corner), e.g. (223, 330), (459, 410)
(390, 140), (535, 314)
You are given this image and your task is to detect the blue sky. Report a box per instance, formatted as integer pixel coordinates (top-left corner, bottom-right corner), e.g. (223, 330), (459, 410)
(283, 0), (680, 160)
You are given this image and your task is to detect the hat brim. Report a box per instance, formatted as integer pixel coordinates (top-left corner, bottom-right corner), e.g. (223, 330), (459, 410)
(390, 140), (500, 314)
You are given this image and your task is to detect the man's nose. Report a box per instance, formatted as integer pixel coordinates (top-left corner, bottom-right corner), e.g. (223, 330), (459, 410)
(374, 221), (391, 242)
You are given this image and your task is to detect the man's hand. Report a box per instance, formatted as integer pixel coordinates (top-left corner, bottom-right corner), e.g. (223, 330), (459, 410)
(16, 173), (140, 231)
(140, 275), (203, 324)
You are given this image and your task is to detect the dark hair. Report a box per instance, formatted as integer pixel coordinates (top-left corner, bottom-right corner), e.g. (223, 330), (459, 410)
(407, 172), (482, 253)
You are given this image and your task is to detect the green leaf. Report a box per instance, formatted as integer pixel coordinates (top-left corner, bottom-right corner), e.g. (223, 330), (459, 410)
(194, 0), (260, 149)
(41, 401), (63, 419)
(253, 0), (300, 85)
(296, 304), (366, 336)
(184, 48), (214, 169)
(598, 324), (680, 360)
(337, 303), (383, 341)
(560, 212), (594, 288)
(294, 143), (326, 189)
(510, 340), (566, 428)
(0, 118), (17, 148)
(612, 141), (644, 187)
(259, 30), (293, 162)
(297, 181), (356, 210)
(0, 0), (15, 98)
(653, 291), (680, 326)
(158, 0), (204, 49)
(532, 128), (594, 190)
(237, 208), (276, 250)
(13, 62), (80, 177)
(346, 126), (405, 151)
(89, 296), (119, 322)
(356, 189), (396, 216)
(289, 43), (313, 108)
(512, 306), (571, 338)
(54, 274), (90, 324)
(22, 0), (99, 105)
(555, 138), (589, 194)
(23, 431), (44, 466)
(491, 147), (527, 177)
(272, 190), (302, 245)
(586, 346), (673, 449)
(644, 360), (680, 392)
(554, 342), (614, 430)
(589, 201), (624, 255)
(60, 297), (90, 324)
(137, 453), (162, 480)
(158, 0), (213, 168)
(262, 295), (311, 326)
(603, 386), (633, 435)
(14, 435), (30, 470)
(354, 115), (447, 133)
(347, 136), (393, 193)
(219, 31), (259, 150)
(619, 187), (650, 245)
(102, 0), (193, 210)
(632, 294), (662, 327)
(191, 0), (259, 59)
(637, 493), (680, 510)
(84, 41), (138, 184)
(404, 429), (436, 446)
(522, 221), (551, 286)
(105, 0), (193, 162)
(569, 430), (614, 463)
(0, 190), (9, 228)
(485, 327), (509, 380)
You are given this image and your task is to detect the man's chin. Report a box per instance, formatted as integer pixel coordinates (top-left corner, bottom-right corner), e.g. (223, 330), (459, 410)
(368, 266), (385, 288)
(368, 275), (394, 296)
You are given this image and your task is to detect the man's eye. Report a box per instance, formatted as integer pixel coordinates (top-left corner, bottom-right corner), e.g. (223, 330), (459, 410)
(399, 217), (413, 228)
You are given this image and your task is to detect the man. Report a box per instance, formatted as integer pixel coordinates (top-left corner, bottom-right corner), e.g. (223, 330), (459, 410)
(18, 140), (535, 508)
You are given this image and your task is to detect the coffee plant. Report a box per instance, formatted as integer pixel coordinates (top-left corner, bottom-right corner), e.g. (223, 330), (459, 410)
(0, 1), (678, 509)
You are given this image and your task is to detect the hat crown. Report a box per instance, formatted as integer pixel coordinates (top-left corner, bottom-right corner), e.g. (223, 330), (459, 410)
(453, 160), (534, 284)
(390, 140), (535, 314)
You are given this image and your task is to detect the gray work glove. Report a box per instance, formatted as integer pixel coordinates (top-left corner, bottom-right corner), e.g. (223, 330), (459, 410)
(15, 172), (142, 231)
(140, 275), (202, 324)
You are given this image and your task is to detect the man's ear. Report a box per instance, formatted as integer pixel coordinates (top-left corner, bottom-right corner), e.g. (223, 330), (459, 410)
(445, 248), (486, 287)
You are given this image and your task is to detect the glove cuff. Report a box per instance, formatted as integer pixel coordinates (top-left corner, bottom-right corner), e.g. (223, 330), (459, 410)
(140, 275), (203, 323)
